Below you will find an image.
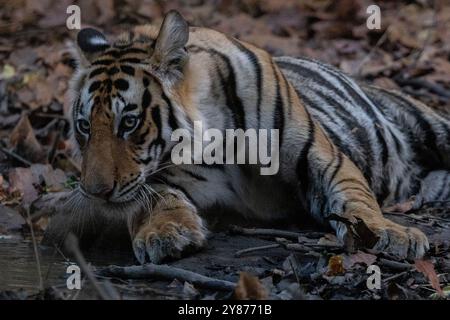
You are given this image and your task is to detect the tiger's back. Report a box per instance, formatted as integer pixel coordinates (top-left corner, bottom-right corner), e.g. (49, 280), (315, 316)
(276, 56), (450, 207)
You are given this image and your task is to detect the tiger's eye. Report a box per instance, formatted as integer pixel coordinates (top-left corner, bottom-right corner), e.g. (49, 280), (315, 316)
(122, 116), (138, 130)
(77, 119), (90, 134)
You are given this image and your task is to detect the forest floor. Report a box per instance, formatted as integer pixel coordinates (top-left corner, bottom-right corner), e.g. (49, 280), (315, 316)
(0, 0), (449, 300)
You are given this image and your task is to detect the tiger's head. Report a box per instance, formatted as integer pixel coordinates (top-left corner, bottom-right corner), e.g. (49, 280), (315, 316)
(69, 11), (190, 205)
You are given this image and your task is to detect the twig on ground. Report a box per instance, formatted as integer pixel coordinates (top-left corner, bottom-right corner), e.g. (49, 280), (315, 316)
(64, 233), (120, 300)
(25, 207), (43, 292)
(96, 264), (237, 292)
(383, 270), (411, 284)
(379, 258), (413, 271)
(48, 120), (65, 164)
(229, 225), (316, 240)
(354, 26), (390, 77)
(235, 243), (281, 257)
(0, 144), (33, 166)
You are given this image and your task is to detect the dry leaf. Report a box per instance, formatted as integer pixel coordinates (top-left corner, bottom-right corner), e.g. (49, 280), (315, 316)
(234, 272), (268, 300)
(414, 259), (443, 297)
(327, 255), (345, 276)
(8, 167), (39, 205)
(343, 251), (377, 269)
(8, 164), (68, 207)
(10, 114), (46, 163)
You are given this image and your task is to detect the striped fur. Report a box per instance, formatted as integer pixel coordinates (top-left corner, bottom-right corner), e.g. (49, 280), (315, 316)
(68, 11), (449, 263)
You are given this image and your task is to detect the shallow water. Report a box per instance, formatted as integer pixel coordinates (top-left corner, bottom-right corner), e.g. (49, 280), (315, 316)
(0, 234), (133, 297)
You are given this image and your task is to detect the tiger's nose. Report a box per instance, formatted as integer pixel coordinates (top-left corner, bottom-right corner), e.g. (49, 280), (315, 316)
(84, 182), (114, 200)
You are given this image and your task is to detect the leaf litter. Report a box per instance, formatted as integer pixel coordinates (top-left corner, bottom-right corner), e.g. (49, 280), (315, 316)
(0, 0), (448, 300)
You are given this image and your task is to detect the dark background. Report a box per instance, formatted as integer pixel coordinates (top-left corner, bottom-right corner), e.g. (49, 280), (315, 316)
(0, 0), (449, 300)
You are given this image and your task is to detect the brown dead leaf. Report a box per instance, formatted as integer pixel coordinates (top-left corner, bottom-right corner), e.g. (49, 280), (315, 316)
(10, 114), (46, 163)
(317, 233), (339, 246)
(327, 255), (345, 276)
(343, 250), (377, 269)
(328, 213), (379, 253)
(414, 260), (444, 297)
(8, 164), (68, 207)
(234, 272), (268, 300)
(0, 204), (26, 233)
(8, 167), (39, 206)
(388, 23), (421, 49)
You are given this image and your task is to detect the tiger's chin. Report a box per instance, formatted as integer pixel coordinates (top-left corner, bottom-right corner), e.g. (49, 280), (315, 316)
(67, 188), (145, 221)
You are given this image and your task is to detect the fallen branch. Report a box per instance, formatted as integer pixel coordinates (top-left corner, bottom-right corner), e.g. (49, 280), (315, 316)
(379, 258), (413, 271)
(235, 243), (281, 257)
(0, 144), (32, 166)
(25, 207), (43, 291)
(230, 225), (317, 240)
(383, 270), (410, 284)
(96, 264), (236, 292)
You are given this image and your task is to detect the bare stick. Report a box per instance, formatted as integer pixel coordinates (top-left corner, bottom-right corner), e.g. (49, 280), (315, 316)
(383, 270), (410, 284)
(230, 225), (307, 240)
(64, 233), (119, 300)
(25, 207), (43, 291)
(0, 144), (32, 166)
(48, 120), (65, 164)
(96, 264), (236, 291)
(379, 258), (413, 271)
(235, 244), (281, 257)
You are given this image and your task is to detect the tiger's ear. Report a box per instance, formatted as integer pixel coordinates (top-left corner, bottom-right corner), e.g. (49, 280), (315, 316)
(74, 28), (110, 68)
(149, 10), (189, 85)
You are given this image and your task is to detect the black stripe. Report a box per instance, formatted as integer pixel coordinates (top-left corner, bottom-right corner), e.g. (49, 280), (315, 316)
(380, 89), (442, 168)
(331, 178), (372, 195)
(141, 89), (151, 109)
(88, 81), (102, 93)
(120, 65), (135, 76)
(123, 103), (138, 113)
(107, 67), (120, 75)
(119, 47), (148, 56)
(329, 151), (343, 185)
(150, 105), (165, 153)
(191, 46), (246, 130)
(89, 67), (106, 78)
(162, 92), (179, 131)
(279, 61), (377, 185)
(114, 79), (129, 91)
(229, 38), (262, 128)
(212, 50), (246, 130)
(119, 58), (141, 64)
(296, 111), (315, 193)
(92, 59), (115, 66)
(272, 63), (285, 148)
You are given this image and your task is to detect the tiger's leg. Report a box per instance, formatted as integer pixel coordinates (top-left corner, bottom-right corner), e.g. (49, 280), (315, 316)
(413, 170), (450, 209)
(128, 186), (207, 264)
(290, 124), (429, 260)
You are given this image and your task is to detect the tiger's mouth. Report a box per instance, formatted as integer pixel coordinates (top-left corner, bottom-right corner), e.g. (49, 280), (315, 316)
(75, 182), (153, 212)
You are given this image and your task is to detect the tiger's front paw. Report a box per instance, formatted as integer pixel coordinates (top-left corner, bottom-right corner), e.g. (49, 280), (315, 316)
(337, 216), (429, 260)
(369, 219), (429, 260)
(132, 220), (207, 264)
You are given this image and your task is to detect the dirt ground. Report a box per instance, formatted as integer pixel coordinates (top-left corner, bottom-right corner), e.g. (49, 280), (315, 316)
(0, 0), (449, 300)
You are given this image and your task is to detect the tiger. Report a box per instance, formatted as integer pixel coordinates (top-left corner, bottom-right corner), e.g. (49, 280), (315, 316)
(68, 10), (450, 264)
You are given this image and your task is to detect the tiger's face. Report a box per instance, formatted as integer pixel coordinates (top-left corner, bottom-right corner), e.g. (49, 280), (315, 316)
(70, 12), (189, 204)
(74, 65), (170, 202)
